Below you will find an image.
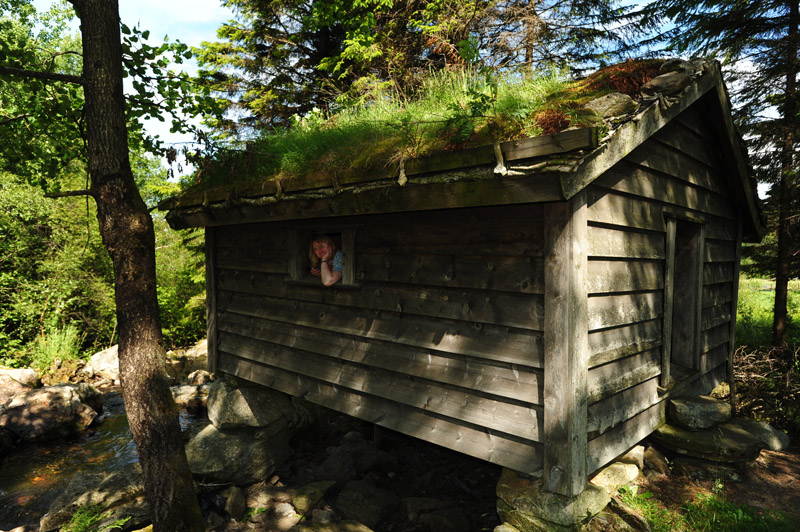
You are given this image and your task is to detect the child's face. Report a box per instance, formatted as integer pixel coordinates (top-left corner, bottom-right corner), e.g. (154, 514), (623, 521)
(313, 240), (330, 259)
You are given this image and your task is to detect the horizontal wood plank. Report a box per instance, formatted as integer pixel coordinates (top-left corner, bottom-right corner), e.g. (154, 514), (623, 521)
(594, 164), (736, 220)
(653, 122), (726, 175)
(587, 225), (664, 259)
(702, 323), (730, 355)
(357, 254), (545, 294)
(588, 291), (663, 331)
(218, 355), (544, 475)
(702, 282), (733, 309)
(216, 290), (545, 367)
(587, 260), (663, 294)
(704, 262), (735, 285)
(588, 190), (737, 240)
(705, 239), (736, 263)
(588, 320), (662, 368)
(587, 400), (666, 474)
(217, 310), (543, 404)
(217, 332), (543, 441)
(622, 138), (727, 196)
(217, 269), (545, 331)
(588, 377), (659, 435)
(702, 303), (732, 332)
(587, 348), (661, 403)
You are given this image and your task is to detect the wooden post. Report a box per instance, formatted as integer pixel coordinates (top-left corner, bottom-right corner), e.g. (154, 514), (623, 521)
(205, 227), (218, 374)
(543, 193), (589, 497)
(661, 219), (676, 388)
(727, 219), (744, 411)
(692, 224), (706, 371)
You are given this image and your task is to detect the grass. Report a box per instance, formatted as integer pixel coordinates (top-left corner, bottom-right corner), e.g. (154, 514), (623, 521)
(29, 322), (84, 373)
(59, 505), (130, 532)
(197, 60), (664, 188)
(619, 484), (795, 532)
(736, 277), (800, 350)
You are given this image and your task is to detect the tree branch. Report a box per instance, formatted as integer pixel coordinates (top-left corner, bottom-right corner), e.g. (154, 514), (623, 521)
(45, 189), (93, 198)
(0, 113), (32, 126)
(0, 65), (83, 85)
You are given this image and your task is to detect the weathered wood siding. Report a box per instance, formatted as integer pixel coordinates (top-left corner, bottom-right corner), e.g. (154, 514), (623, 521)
(585, 103), (742, 473)
(210, 204), (546, 475)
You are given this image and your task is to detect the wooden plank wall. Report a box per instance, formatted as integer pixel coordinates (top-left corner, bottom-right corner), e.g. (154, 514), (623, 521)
(585, 104), (741, 474)
(211, 204), (546, 475)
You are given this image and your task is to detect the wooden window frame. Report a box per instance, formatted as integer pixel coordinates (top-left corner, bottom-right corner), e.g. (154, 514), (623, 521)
(286, 226), (359, 288)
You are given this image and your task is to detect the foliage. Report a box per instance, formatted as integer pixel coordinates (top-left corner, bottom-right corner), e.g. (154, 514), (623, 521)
(619, 484), (795, 532)
(0, 3), (85, 190)
(195, 0), (632, 135)
(59, 504), (130, 532)
(0, 173), (115, 366)
(155, 220), (206, 349)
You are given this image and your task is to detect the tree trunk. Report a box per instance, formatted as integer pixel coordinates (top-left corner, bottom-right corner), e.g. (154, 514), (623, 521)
(772, 0), (799, 350)
(69, 0), (204, 529)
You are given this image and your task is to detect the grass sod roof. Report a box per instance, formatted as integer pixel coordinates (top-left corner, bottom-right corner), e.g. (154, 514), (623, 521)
(160, 58), (763, 241)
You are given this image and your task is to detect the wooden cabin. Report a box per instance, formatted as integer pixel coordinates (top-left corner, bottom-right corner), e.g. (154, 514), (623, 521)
(161, 60), (762, 497)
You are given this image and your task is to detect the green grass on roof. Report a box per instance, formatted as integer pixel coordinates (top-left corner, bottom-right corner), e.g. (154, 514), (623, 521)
(196, 59), (663, 190)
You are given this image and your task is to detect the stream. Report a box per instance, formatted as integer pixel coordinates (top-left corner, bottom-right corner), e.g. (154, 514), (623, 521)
(0, 392), (207, 530)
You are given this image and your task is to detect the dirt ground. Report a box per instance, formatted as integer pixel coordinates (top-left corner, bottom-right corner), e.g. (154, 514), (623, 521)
(639, 446), (800, 522)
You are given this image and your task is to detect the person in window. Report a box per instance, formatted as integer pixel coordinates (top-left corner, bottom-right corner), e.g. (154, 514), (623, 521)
(309, 235), (342, 286)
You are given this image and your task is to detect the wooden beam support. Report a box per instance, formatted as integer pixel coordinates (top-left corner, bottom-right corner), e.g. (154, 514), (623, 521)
(205, 227), (219, 374)
(727, 219), (743, 410)
(543, 193), (589, 496)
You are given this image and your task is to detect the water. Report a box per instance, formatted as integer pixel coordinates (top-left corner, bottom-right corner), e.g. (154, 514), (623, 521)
(0, 392), (206, 529)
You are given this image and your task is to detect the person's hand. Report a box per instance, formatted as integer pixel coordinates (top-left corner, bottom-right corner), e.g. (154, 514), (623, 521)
(310, 266), (321, 276)
(323, 250), (333, 262)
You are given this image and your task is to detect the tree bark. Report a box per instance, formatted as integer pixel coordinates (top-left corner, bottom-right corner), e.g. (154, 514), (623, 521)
(68, 0), (204, 529)
(772, 0), (799, 350)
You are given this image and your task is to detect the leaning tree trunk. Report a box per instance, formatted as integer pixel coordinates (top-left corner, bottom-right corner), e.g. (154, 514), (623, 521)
(70, 0), (204, 529)
(772, 0), (799, 350)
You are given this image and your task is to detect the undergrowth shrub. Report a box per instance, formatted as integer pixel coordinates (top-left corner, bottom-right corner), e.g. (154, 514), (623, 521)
(734, 346), (800, 440)
(29, 322), (84, 372)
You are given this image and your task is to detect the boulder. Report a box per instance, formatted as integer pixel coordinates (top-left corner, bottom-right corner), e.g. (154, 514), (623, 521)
(292, 480), (336, 513)
(618, 445), (645, 470)
(221, 485), (247, 521)
(727, 418), (790, 451)
(642, 446), (670, 475)
(82, 345), (120, 382)
(207, 378), (297, 429)
(0, 383), (102, 441)
(186, 369), (212, 385)
(419, 507), (472, 532)
(185, 422), (292, 485)
(496, 468), (609, 531)
(290, 521), (375, 532)
(584, 92), (638, 119)
(650, 421), (763, 463)
(0, 367), (39, 405)
(590, 463), (640, 495)
(335, 480), (400, 529)
(312, 431), (395, 483)
(668, 395), (731, 430)
(585, 497), (652, 532)
(170, 383), (211, 412)
(39, 463), (148, 532)
(640, 71), (692, 97)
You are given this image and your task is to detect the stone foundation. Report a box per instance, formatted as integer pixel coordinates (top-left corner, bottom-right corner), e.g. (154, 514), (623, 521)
(495, 469), (610, 532)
